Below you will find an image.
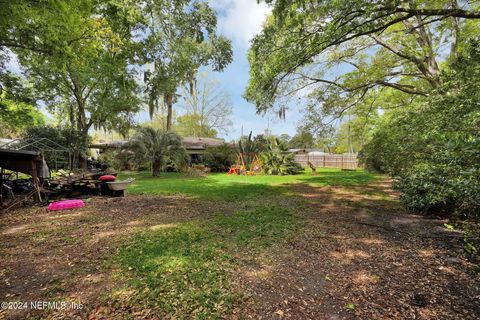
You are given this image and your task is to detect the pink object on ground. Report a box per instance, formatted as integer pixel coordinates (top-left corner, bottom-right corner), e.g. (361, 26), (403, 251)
(48, 199), (85, 211)
(99, 175), (116, 182)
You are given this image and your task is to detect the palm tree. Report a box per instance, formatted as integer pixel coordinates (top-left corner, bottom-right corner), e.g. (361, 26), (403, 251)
(124, 127), (187, 176)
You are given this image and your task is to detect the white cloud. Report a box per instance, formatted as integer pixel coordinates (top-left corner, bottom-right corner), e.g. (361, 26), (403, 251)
(210, 0), (271, 47)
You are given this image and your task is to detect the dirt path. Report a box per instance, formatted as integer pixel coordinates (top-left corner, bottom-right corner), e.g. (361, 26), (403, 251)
(240, 181), (480, 319)
(0, 196), (234, 319)
(1, 180), (479, 319)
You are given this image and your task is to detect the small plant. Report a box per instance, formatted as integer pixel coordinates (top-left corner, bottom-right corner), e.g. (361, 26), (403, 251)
(462, 225), (479, 260)
(443, 223), (455, 230)
(183, 166), (206, 177)
(345, 303), (355, 311)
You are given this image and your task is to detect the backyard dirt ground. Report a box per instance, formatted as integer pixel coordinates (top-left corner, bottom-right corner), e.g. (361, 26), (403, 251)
(1, 179), (479, 319)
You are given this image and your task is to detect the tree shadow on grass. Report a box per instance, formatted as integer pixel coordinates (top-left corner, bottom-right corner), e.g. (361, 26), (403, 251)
(297, 170), (379, 187)
(128, 177), (295, 201)
(3, 174), (426, 320)
(242, 182), (480, 320)
(125, 170), (381, 201)
(0, 181), (306, 319)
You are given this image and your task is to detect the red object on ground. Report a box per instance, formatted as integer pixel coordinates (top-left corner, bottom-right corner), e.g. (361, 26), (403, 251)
(48, 199), (85, 211)
(99, 175), (116, 182)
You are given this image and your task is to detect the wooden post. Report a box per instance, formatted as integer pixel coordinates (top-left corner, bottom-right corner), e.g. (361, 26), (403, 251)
(0, 166), (3, 206)
(31, 161), (41, 202)
(308, 161), (317, 175)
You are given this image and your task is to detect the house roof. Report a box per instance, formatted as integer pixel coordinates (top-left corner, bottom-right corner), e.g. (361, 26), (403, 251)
(181, 137), (225, 149)
(288, 148), (304, 153)
(89, 140), (127, 149)
(89, 136), (226, 151)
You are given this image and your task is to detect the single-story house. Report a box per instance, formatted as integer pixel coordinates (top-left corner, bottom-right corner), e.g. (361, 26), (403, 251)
(89, 136), (226, 163)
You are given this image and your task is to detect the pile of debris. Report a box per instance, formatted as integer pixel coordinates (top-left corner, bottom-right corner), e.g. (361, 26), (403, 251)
(1, 148), (134, 212)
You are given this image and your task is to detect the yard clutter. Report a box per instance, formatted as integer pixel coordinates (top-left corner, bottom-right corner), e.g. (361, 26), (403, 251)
(47, 199), (85, 211)
(1, 166), (135, 212)
(102, 177), (135, 197)
(99, 175), (116, 182)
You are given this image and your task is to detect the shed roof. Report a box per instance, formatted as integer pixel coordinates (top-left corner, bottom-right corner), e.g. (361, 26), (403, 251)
(0, 148), (39, 160)
(0, 148), (47, 176)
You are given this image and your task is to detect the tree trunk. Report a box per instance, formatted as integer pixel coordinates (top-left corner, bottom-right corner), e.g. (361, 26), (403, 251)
(69, 103), (75, 128)
(450, 0), (459, 61)
(152, 159), (162, 177)
(69, 73), (89, 169)
(166, 93), (173, 131)
(78, 130), (89, 169)
(75, 100), (89, 169)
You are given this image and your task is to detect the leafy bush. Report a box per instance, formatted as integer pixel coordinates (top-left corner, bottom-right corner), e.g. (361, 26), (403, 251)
(394, 137), (480, 219)
(260, 138), (303, 175)
(23, 126), (88, 169)
(204, 144), (236, 172)
(361, 40), (480, 220)
(97, 149), (134, 171)
(0, 72), (45, 138)
(395, 164), (466, 217)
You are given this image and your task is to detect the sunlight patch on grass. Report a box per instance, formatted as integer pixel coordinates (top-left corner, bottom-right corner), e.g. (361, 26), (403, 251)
(149, 223), (178, 231)
(119, 168), (380, 200)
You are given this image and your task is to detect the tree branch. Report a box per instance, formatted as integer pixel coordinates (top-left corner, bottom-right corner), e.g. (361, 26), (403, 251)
(375, 81), (428, 96)
(392, 7), (480, 19)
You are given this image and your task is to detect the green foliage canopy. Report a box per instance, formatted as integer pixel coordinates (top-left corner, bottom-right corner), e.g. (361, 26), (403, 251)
(142, 0), (233, 130)
(0, 72), (44, 137)
(246, 0), (480, 129)
(361, 40), (480, 219)
(1, 0), (232, 148)
(10, 0), (142, 147)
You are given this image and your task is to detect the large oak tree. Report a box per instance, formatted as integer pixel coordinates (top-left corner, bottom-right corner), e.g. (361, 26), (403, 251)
(246, 0), (480, 126)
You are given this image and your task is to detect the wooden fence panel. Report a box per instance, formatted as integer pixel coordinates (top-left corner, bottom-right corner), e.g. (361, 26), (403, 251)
(294, 153), (359, 170)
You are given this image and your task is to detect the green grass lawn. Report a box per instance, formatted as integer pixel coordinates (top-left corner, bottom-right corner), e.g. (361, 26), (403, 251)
(119, 168), (378, 200)
(113, 168), (380, 318)
(116, 206), (299, 318)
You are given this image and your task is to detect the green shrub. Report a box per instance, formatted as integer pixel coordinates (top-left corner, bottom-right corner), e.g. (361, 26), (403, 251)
(23, 126), (88, 169)
(97, 149), (133, 171)
(204, 144), (236, 172)
(394, 164), (457, 216)
(260, 138), (303, 175)
(395, 162), (480, 220)
(360, 40), (480, 220)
